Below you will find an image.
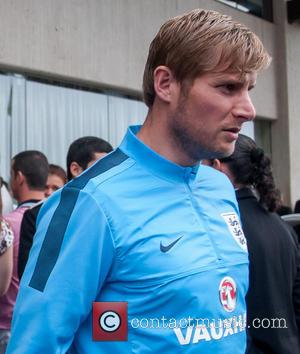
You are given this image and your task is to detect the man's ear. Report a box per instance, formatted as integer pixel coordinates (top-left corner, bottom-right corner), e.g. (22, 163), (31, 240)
(153, 66), (176, 103)
(16, 171), (25, 185)
(70, 162), (83, 178)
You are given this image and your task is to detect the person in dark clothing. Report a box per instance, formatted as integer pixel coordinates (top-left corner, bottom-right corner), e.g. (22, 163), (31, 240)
(17, 201), (43, 280)
(18, 137), (113, 279)
(295, 200), (300, 214)
(207, 134), (300, 354)
(276, 204), (293, 216)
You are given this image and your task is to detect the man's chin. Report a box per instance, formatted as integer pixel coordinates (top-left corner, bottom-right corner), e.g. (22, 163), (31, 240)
(189, 141), (236, 161)
(198, 150), (228, 160)
(219, 142), (236, 157)
(207, 144), (235, 159)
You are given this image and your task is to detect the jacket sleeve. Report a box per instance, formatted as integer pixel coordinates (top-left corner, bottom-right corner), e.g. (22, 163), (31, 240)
(7, 187), (115, 353)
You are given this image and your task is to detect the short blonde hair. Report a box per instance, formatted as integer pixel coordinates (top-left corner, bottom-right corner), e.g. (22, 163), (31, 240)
(143, 9), (271, 107)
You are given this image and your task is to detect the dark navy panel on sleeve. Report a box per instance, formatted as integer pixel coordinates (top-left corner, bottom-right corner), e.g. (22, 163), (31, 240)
(29, 149), (128, 292)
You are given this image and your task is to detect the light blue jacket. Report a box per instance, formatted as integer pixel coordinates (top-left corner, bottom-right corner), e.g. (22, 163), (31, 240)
(7, 125), (248, 353)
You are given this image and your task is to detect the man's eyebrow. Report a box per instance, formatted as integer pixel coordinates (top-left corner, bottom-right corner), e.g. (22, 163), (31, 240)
(212, 73), (244, 82)
(212, 77), (246, 87)
(213, 73), (257, 87)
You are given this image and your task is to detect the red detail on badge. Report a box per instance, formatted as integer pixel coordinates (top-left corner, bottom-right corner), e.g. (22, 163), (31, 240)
(219, 277), (237, 312)
(93, 302), (128, 341)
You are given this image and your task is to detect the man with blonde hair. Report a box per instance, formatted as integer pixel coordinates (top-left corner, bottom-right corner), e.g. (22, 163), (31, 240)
(8, 9), (270, 353)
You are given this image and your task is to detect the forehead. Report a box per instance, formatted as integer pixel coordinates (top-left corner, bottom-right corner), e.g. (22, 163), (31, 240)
(47, 174), (64, 186)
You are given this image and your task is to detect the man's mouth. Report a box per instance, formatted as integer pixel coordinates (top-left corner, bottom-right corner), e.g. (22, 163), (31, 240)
(222, 127), (241, 140)
(223, 127), (240, 134)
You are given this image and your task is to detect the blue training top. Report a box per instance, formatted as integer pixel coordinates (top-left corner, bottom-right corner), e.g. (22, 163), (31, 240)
(7, 125), (249, 353)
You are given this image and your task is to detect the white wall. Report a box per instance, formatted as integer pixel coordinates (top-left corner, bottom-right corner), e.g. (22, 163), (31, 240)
(0, 0), (299, 204)
(0, 0), (277, 119)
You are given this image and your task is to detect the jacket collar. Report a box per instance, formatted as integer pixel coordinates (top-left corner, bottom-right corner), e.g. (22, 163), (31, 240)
(119, 125), (200, 184)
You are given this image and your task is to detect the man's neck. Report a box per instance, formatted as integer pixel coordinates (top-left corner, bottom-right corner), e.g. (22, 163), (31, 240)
(17, 190), (45, 205)
(137, 110), (197, 167)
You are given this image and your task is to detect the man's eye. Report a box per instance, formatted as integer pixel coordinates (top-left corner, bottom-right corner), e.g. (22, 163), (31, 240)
(227, 84), (236, 90)
(217, 83), (237, 94)
(224, 84), (236, 91)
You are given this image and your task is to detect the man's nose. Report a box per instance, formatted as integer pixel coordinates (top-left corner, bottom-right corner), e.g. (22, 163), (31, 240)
(233, 92), (256, 122)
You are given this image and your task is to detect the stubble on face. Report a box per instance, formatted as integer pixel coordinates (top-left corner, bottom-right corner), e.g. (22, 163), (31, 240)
(170, 86), (230, 164)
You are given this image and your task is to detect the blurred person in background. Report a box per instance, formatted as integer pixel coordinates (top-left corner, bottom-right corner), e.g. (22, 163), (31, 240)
(18, 163), (67, 278)
(44, 164), (67, 198)
(18, 137), (113, 279)
(66, 136), (113, 181)
(276, 204), (293, 216)
(0, 151), (48, 353)
(0, 177), (14, 295)
(0, 179), (14, 354)
(293, 200), (300, 241)
(205, 134), (300, 354)
(0, 177), (14, 215)
(294, 200), (300, 214)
